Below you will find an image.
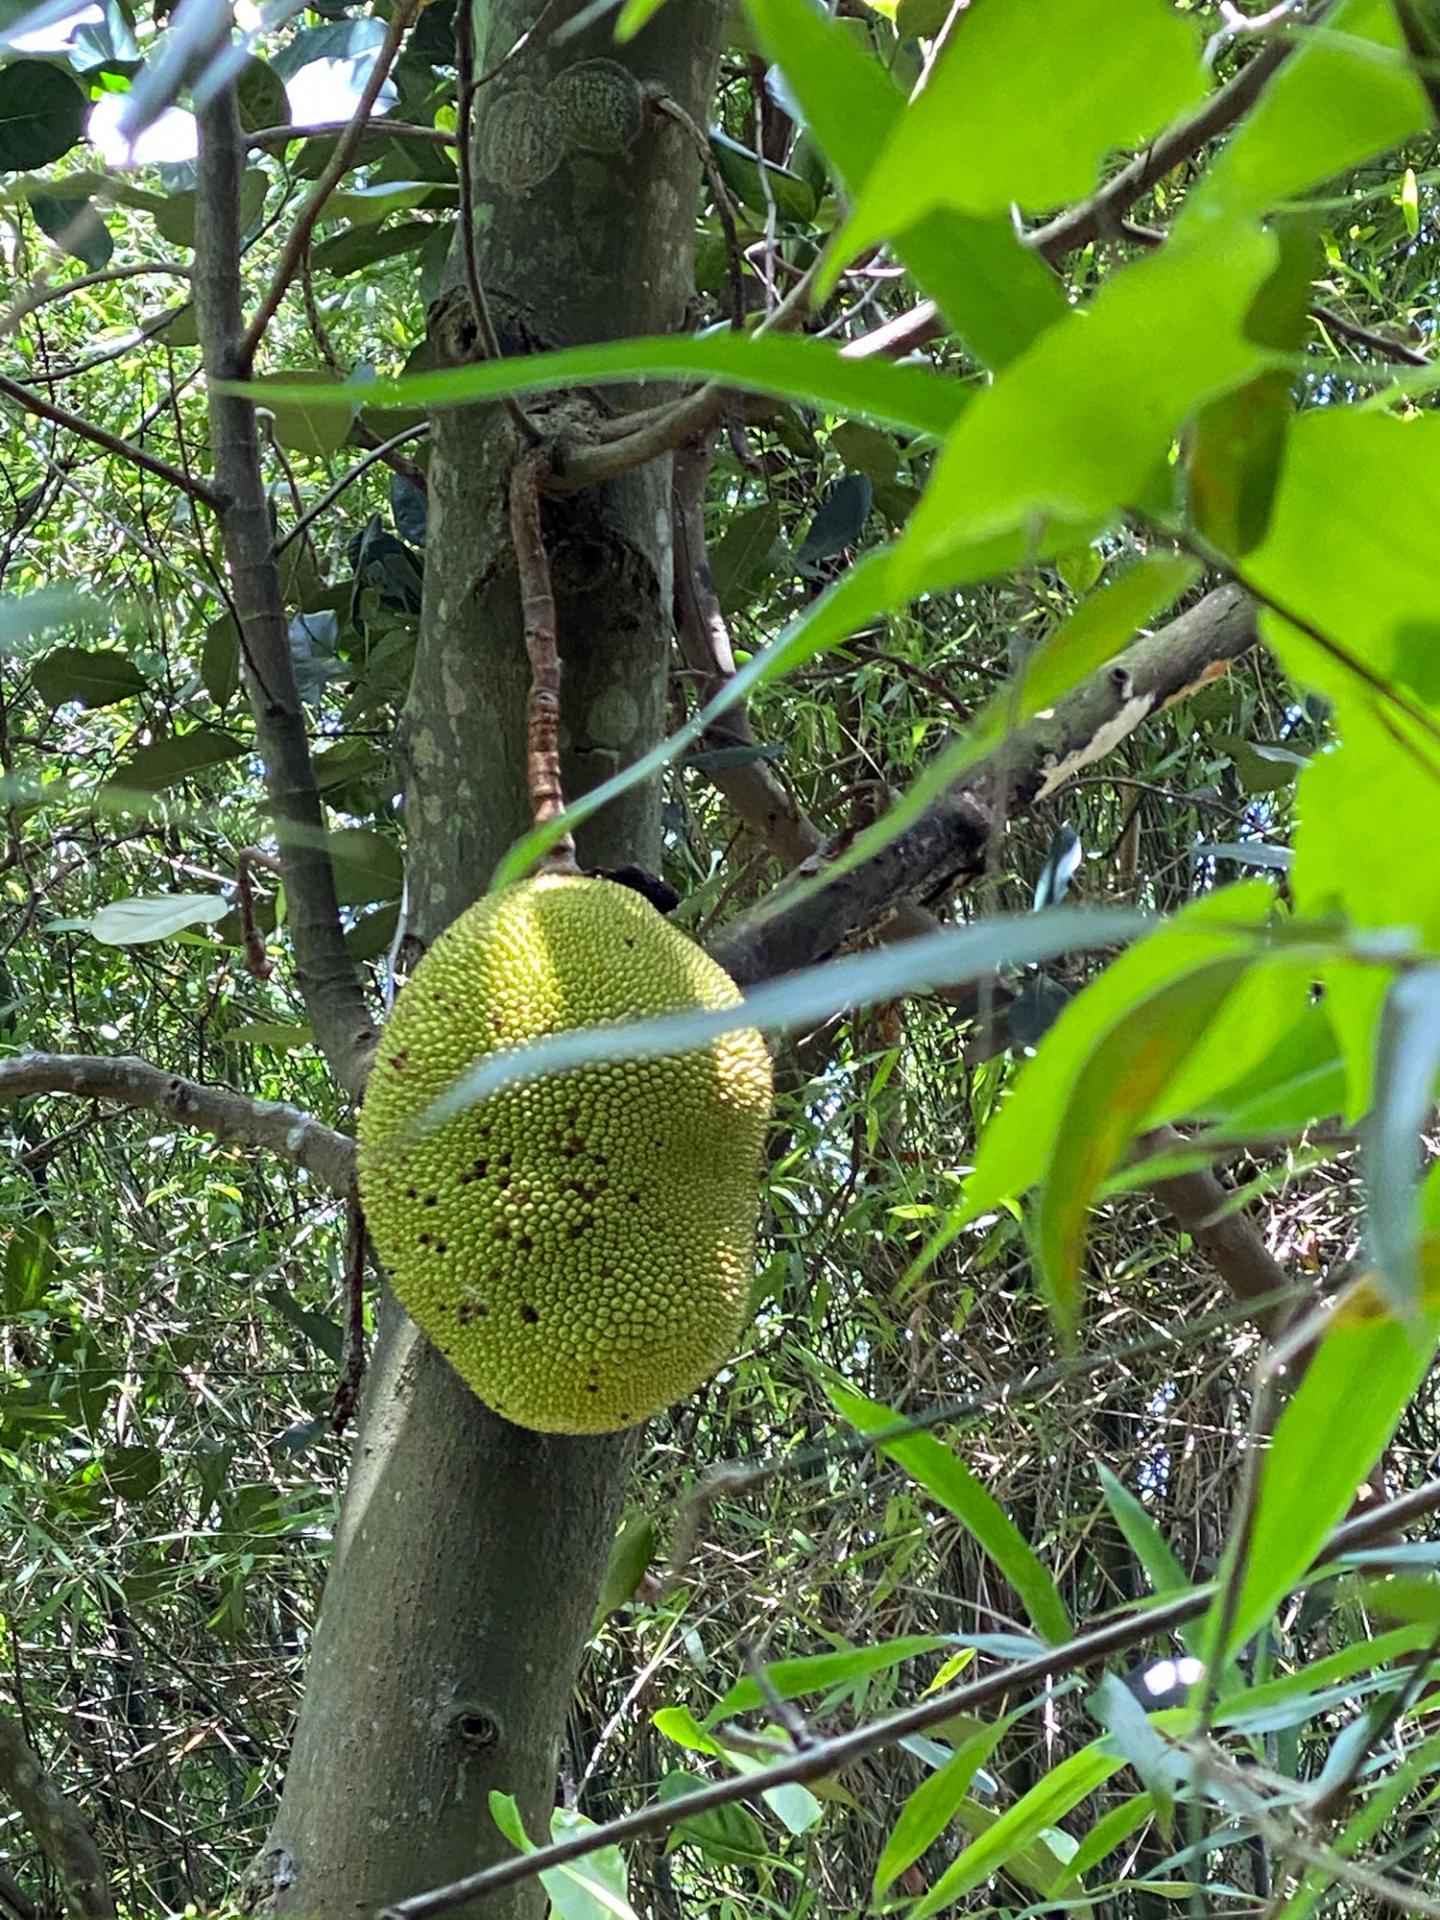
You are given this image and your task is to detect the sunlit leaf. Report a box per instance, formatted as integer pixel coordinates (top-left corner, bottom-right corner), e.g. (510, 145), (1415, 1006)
(85, 893), (228, 945)
(230, 332), (966, 440)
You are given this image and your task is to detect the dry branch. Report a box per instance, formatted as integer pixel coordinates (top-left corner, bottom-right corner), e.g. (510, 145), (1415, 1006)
(509, 449), (577, 870)
(713, 584), (1258, 988)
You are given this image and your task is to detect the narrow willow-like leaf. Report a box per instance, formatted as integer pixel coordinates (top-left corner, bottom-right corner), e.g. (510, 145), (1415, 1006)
(827, 1381), (1072, 1644)
(909, 1740), (1125, 1917)
(1037, 957), (1253, 1338)
(703, 1635), (955, 1727)
(1364, 965), (1440, 1314)
(1215, 1249), (1440, 1658)
(225, 332), (965, 438)
(873, 1717), (1012, 1898)
(424, 905), (1153, 1128)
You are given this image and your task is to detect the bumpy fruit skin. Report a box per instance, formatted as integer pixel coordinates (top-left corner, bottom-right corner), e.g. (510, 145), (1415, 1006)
(356, 873), (773, 1434)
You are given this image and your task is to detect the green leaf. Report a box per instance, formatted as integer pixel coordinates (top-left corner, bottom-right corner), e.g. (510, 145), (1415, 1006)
(591, 1510), (656, 1629)
(252, 370), (355, 459)
(85, 893), (228, 945)
(959, 885), (1278, 1230)
(826, 1380), (1073, 1644)
(704, 1634), (956, 1727)
(105, 726), (246, 794)
(900, 209), (1069, 368)
(0, 61), (87, 170)
(874, 1718), (1011, 1897)
(0, 585), (107, 653)
(1050, 1790), (1155, 1890)
(153, 170), (267, 247)
(656, 1773), (768, 1863)
(202, 615), (240, 708)
(1196, 0), (1428, 219)
(708, 127), (816, 223)
(893, 221), (1279, 594)
(328, 827), (403, 905)
(1237, 411), (1440, 723)
(910, 1740), (1124, 1916)
(311, 218), (434, 277)
(234, 54), (289, 132)
(223, 1021), (314, 1050)
(1216, 1254), (1440, 1657)
(489, 1792), (640, 1920)
(31, 644), (145, 708)
(1096, 1465), (1190, 1600)
(1365, 966), (1440, 1314)
(708, 501), (781, 612)
(1089, 1673), (1184, 1819)
(232, 332), (966, 441)
(29, 192), (112, 269)
(1188, 370), (1293, 557)
(429, 904), (1153, 1124)
(746, 0), (902, 193)
(1036, 956), (1253, 1336)
(825, 0), (1204, 278)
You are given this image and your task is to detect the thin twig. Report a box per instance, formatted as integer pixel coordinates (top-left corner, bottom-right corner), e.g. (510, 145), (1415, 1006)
(194, 78), (379, 1097)
(242, 0), (425, 367)
(651, 91), (746, 329)
(274, 423), (431, 555)
(246, 119), (456, 150)
(508, 449), (577, 871)
(382, 1475), (1440, 1920)
(0, 371), (224, 511)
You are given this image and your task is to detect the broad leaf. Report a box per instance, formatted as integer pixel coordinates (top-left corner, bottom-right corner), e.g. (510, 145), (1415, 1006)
(32, 645), (145, 708)
(0, 59), (86, 169)
(85, 893), (228, 945)
(105, 726), (246, 793)
(825, 0), (1204, 279)
(892, 221), (1278, 593)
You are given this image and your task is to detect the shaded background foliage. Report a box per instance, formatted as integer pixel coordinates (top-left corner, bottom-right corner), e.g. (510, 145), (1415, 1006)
(3, 0), (1440, 1914)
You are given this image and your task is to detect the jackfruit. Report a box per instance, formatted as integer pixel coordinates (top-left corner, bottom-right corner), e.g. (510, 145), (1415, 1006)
(356, 872), (773, 1434)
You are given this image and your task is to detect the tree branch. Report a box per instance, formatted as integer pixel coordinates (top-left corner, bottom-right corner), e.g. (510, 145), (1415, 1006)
(383, 1473), (1440, 1920)
(0, 1053), (356, 1193)
(0, 372), (223, 511)
(194, 80), (378, 1099)
(712, 583), (1258, 988)
(0, 1705), (114, 1919)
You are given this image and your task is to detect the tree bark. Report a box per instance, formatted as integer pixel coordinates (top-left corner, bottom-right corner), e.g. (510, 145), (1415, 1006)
(250, 5), (727, 1914)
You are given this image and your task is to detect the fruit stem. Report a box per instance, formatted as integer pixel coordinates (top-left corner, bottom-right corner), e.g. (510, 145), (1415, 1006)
(509, 449), (579, 874)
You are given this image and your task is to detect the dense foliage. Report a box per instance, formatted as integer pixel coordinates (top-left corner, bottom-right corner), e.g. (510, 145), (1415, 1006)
(3, 0), (1440, 1915)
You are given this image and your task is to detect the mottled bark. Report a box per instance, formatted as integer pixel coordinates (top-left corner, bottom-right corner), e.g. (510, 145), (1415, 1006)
(251, 5), (726, 1914)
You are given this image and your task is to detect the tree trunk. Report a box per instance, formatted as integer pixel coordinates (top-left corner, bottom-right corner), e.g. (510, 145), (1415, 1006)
(249, 5), (726, 1913)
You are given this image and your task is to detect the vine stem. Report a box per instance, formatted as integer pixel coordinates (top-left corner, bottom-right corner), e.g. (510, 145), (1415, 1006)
(508, 450), (578, 873)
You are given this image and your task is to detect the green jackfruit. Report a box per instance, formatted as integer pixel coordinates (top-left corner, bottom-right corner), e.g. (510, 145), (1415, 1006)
(357, 873), (773, 1433)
